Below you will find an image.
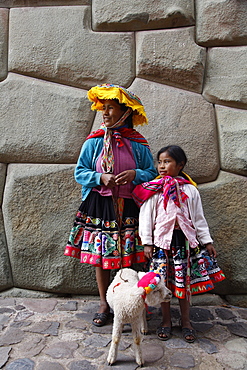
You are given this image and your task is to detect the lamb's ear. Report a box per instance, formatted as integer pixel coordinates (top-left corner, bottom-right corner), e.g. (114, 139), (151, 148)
(137, 271), (146, 280)
(130, 285), (145, 296)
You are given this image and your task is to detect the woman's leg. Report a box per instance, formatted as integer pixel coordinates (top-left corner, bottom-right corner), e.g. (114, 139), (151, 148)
(161, 301), (172, 327)
(93, 267), (111, 325)
(179, 298), (196, 342)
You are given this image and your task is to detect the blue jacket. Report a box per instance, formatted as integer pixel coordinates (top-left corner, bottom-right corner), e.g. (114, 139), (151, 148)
(75, 136), (157, 200)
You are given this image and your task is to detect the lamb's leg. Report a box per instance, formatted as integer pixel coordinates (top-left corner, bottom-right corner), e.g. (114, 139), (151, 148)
(131, 320), (144, 367)
(107, 318), (123, 366)
(140, 307), (148, 335)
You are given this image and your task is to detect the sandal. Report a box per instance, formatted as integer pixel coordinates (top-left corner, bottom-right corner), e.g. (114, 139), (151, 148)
(92, 312), (112, 327)
(182, 327), (197, 343)
(156, 325), (172, 341)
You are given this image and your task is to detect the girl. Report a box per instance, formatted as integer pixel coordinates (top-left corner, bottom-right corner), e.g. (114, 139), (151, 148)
(132, 145), (225, 342)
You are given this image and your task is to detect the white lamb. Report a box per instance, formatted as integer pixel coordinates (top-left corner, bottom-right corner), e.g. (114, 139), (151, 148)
(106, 268), (172, 366)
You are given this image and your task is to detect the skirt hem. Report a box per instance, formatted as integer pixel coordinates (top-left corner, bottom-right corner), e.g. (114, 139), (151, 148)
(64, 246), (146, 269)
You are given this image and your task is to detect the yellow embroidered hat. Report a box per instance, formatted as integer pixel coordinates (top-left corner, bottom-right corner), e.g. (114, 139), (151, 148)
(87, 83), (148, 126)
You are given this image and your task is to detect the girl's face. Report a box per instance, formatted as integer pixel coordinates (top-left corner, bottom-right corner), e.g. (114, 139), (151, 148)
(158, 151), (184, 178)
(101, 99), (124, 128)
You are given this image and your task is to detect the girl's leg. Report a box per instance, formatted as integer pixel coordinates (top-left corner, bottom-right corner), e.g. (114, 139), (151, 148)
(179, 298), (196, 342)
(93, 266), (111, 325)
(157, 301), (172, 339)
(179, 298), (192, 328)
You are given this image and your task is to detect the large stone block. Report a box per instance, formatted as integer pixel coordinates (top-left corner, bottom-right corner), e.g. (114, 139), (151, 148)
(2, 164), (98, 294)
(111, 79), (218, 183)
(225, 295), (247, 308)
(0, 164), (7, 290)
(203, 47), (247, 109)
(0, 211), (13, 291)
(0, 1), (89, 6)
(0, 163), (6, 206)
(0, 9), (8, 81)
(92, 0), (194, 31)
(195, 0), (247, 47)
(9, 6), (135, 89)
(215, 105), (247, 176)
(0, 73), (94, 163)
(198, 171), (247, 295)
(136, 27), (206, 93)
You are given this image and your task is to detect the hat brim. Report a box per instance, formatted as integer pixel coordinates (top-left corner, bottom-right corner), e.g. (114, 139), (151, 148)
(87, 84), (148, 126)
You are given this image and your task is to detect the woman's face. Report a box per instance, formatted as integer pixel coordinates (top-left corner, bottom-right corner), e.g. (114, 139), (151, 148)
(101, 99), (124, 128)
(158, 151), (184, 178)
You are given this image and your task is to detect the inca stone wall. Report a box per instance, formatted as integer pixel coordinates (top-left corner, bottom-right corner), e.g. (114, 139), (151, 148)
(0, 0), (246, 306)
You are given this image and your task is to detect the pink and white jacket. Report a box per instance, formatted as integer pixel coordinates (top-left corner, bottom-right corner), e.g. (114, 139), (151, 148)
(138, 183), (213, 249)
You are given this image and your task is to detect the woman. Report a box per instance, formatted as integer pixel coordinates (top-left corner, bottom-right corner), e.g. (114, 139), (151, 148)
(64, 84), (157, 326)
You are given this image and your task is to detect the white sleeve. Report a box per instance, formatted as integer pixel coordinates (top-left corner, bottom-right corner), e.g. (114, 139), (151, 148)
(138, 194), (158, 245)
(187, 185), (213, 245)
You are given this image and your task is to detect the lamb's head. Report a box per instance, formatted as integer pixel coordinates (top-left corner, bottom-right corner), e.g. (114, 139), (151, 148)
(137, 271), (172, 307)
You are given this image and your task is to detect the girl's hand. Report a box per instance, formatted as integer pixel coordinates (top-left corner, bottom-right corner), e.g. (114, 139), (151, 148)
(115, 170), (136, 185)
(206, 243), (217, 258)
(101, 173), (116, 189)
(144, 245), (154, 259)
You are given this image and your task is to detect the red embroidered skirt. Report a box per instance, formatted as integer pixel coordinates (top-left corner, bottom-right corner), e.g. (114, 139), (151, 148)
(64, 191), (146, 269)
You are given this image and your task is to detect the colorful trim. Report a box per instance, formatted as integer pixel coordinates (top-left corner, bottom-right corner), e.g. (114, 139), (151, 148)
(64, 247), (146, 270)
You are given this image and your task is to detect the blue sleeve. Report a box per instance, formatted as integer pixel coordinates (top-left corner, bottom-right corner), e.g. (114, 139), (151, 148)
(131, 142), (157, 185)
(74, 138), (102, 188)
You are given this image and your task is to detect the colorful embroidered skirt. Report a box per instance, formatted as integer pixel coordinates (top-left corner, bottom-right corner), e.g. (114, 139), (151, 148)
(64, 191), (145, 269)
(148, 230), (225, 299)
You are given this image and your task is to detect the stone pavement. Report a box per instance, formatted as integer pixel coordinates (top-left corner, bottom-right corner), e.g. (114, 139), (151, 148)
(0, 295), (246, 370)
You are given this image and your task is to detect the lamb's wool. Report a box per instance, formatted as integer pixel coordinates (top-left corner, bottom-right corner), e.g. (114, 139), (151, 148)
(106, 268), (172, 366)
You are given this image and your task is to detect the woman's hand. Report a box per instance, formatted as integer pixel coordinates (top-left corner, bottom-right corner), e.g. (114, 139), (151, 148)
(205, 243), (217, 258)
(144, 245), (154, 259)
(115, 170), (136, 186)
(100, 173), (116, 189)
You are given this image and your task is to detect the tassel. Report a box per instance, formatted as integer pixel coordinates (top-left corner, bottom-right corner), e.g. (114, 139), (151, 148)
(185, 240), (191, 303)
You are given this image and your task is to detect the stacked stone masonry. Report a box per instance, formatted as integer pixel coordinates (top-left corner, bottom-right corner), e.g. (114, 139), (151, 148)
(0, 0), (246, 306)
